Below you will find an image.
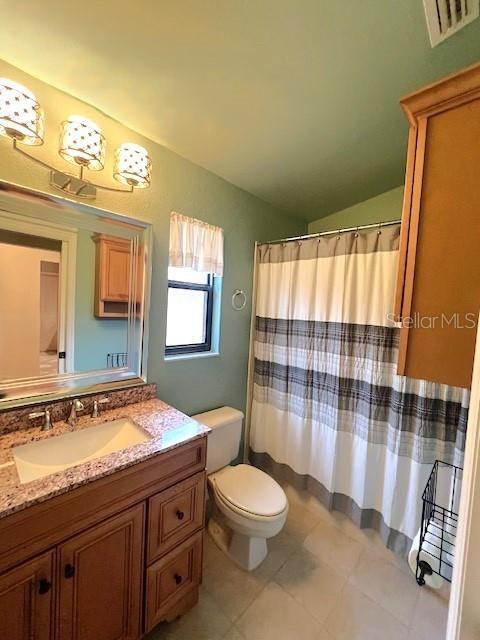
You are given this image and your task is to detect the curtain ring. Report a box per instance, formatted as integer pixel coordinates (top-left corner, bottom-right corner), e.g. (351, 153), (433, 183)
(232, 289), (247, 311)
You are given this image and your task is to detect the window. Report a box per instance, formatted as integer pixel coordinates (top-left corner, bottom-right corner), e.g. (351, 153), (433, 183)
(166, 212), (223, 356)
(165, 267), (214, 355)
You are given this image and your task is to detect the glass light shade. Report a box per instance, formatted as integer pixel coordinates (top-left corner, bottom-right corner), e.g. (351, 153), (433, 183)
(59, 115), (105, 170)
(0, 78), (44, 145)
(114, 143), (151, 189)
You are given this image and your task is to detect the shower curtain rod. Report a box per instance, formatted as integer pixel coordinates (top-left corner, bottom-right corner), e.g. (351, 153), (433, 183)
(258, 219), (401, 246)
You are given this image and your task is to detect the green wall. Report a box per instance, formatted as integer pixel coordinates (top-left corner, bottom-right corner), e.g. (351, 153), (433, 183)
(149, 179), (305, 416)
(0, 59), (306, 417)
(308, 186), (404, 234)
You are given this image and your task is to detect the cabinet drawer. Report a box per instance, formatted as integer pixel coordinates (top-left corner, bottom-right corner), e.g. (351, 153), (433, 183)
(147, 472), (205, 562)
(145, 531), (203, 631)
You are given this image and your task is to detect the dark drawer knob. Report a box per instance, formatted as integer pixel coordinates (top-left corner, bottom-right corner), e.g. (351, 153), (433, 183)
(176, 510), (185, 521)
(38, 578), (52, 595)
(174, 573), (182, 585)
(64, 564), (75, 579)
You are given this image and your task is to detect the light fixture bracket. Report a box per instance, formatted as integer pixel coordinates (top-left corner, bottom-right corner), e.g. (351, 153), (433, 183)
(50, 170), (97, 199)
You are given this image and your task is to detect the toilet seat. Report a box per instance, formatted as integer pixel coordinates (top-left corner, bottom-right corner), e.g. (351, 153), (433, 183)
(213, 486), (287, 524)
(211, 464), (287, 519)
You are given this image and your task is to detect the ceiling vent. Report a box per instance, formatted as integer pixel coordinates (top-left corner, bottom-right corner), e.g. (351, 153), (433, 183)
(423, 0), (479, 46)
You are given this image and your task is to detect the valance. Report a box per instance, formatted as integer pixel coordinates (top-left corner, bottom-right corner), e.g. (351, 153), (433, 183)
(169, 212), (224, 276)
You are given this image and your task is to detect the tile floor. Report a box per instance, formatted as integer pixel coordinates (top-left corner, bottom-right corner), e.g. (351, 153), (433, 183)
(146, 482), (450, 640)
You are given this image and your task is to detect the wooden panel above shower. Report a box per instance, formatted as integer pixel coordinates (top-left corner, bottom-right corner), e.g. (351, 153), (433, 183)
(394, 63), (480, 389)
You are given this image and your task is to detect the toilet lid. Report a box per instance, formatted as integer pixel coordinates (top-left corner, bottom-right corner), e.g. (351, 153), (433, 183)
(214, 464), (287, 517)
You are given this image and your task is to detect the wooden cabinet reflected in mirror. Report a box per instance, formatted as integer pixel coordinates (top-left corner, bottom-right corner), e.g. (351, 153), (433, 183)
(93, 234), (144, 319)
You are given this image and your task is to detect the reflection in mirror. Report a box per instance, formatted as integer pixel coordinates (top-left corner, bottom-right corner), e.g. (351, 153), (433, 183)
(0, 185), (151, 405)
(0, 230), (62, 379)
(0, 228), (132, 378)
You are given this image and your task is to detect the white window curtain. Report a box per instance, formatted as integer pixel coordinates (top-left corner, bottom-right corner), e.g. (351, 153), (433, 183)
(169, 212), (224, 276)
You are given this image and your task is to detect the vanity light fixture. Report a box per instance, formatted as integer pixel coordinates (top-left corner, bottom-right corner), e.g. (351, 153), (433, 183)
(0, 78), (44, 145)
(114, 143), (151, 189)
(59, 116), (106, 172)
(0, 78), (152, 199)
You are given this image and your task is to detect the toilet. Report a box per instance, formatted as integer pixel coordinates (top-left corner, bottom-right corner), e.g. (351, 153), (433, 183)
(193, 406), (288, 571)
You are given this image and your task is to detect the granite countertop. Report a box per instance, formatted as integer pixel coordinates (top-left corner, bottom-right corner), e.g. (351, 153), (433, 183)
(0, 399), (210, 520)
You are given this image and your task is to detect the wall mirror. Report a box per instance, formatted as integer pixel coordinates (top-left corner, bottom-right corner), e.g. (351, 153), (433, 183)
(0, 182), (151, 407)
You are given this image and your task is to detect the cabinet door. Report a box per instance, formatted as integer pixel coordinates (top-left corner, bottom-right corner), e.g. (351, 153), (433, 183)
(0, 550), (54, 640)
(57, 503), (144, 640)
(101, 237), (131, 301)
(396, 67), (480, 388)
(145, 531), (202, 631)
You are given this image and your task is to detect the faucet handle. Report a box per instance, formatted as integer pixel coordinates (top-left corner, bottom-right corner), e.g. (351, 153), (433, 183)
(67, 398), (84, 427)
(28, 410), (45, 419)
(29, 408), (53, 431)
(92, 397), (110, 418)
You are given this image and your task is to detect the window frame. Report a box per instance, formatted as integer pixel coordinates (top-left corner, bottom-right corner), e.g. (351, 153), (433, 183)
(165, 272), (214, 356)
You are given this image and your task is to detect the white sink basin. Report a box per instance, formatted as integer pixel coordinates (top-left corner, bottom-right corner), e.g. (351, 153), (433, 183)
(13, 418), (150, 484)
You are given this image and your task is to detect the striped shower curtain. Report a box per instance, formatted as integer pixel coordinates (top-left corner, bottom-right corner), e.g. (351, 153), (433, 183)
(249, 225), (469, 554)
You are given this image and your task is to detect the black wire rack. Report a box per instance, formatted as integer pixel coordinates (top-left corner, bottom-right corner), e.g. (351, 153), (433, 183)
(107, 352), (127, 368)
(416, 459), (462, 586)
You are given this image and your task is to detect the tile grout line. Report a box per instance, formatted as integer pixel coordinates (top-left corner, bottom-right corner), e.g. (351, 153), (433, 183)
(230, 540), (298, 625)
(346, 540), (422, 630)
(274, 579), (333, 634)
(329, 577), (411, 637)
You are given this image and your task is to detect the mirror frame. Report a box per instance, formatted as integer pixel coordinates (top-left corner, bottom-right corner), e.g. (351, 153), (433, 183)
(0, 181), (152, 409)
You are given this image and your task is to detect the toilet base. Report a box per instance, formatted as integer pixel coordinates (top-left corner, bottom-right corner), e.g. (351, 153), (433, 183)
(208, 516), (267, 571)
(208, 516), (232, 556)
(230, 531), (267, 571)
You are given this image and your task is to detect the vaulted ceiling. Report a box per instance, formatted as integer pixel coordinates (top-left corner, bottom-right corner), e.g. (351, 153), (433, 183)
(0, 1), (479, 220)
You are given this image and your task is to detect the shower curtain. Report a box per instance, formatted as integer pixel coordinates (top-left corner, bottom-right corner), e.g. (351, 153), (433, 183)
(249, 225), (470, 554)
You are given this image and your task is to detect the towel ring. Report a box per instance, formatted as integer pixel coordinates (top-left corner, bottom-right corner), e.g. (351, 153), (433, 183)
(232, 289), (247, 311)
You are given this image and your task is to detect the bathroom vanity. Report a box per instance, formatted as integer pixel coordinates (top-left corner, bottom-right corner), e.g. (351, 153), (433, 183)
(0, 395), (209, 640)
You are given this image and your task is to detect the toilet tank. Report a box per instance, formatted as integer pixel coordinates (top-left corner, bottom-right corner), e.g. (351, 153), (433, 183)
(192, 406), (244, 473)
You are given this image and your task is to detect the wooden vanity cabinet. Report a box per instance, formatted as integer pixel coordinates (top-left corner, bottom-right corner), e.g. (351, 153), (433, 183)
(394, 63), (480, 388)
(0, 436), (207, 640)
(0, 551), (55, 640)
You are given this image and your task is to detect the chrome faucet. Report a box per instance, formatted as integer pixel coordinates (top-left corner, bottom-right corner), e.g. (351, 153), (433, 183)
(91, 397), (110, 418)
(67, 399), (85, 426)
(29, 408), (53, 431)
